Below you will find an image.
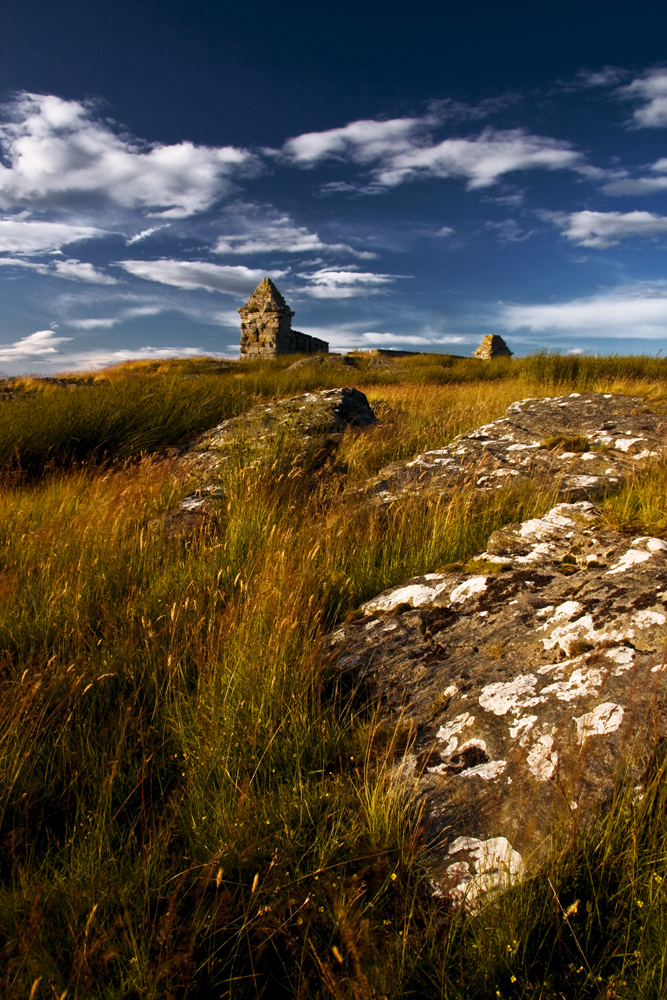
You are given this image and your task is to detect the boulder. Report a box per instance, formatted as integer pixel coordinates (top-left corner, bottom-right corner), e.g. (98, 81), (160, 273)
(473, 335), (513, 359)
(173, 387), (376, 516)
(330, 500), (667, 907)
(369, 392), (666, 504)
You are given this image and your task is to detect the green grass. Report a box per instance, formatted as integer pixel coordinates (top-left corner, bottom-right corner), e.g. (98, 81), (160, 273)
(1, 356), (667, 997)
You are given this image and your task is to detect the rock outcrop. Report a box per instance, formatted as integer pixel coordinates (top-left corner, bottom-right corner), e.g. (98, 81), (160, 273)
(170, 388), (377, 525)
(330, 500), (667, 907)
(239, 279), (329, 358)
(370, 392), (666, 504)
(473, 335), (513, 359)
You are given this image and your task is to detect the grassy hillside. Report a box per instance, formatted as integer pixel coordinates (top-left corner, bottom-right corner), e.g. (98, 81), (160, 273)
(2, 355), (667, 998)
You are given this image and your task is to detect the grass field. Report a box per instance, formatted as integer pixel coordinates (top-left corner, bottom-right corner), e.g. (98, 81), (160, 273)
(2, 353), (667, 998)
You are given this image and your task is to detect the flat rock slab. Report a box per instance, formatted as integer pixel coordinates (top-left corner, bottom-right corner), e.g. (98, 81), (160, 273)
(370, 392), (666, 503)
(329, 501), (667, 907)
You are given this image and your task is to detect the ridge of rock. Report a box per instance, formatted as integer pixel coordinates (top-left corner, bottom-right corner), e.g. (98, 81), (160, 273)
(330, 500), (667, 907)
(369, 392), (666, 503)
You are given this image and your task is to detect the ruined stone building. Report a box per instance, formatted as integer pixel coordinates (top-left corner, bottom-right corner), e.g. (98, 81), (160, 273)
(238, 278), (329, 358)
(473, 334), (513, 359)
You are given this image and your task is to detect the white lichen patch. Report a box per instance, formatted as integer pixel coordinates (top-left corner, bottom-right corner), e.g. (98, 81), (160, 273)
(606, 549), (652, 575)
(509, 715), (538, 742)
(446, 836), (525, 907)
(632, 609), (667, 628)
(461, 760), (507, 780)
(479, 675), (539, 716)
(525, 729), (559, 781)
(449, 576), (488, 604)
(575, 703), (624, 744)
(363, 580), (448, 612)
(614, 437), (645, 452)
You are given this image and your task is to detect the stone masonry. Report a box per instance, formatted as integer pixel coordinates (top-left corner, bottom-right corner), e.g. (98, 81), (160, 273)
(473, 334), (513, 359)
(238, 278), (329, 358)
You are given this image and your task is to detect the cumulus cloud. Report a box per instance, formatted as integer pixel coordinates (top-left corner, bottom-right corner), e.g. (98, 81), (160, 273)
(276, 114), (593, 190)
(0, 328), (72, 363)
(551, 210), (667, 247)
(117, 259), (286, 295)
(618, 68), (667, 128)
(299, 267), (405, 298)
(0, 217), (106, 253)
(0, 93), (256, 217)
(500, 286), (667, 338)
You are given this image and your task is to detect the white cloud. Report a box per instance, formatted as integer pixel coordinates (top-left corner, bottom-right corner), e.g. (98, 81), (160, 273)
(551, 210), (667, 247)
(0, 253), (116, 282)
(0, 93), (256, 217)
(500, 287), (667, 338)
(0, 341), (238, 375)
(299, 267), (405, 298)
(487, 219), (533, 242)
(358, 332), (465, 345)
(68, 317), (119, 329)
(277, 115), (591, 190)
(126, 225), (168, 245)
(0, 328), (72, 363)
(213, 218), (375, 258)
(618, 69), (667, 128)
(52, 258), (117, 283)
(0, 217), (106, 253)
(117, 259), (286, 295)
(0, 256), (49, 273)
(603, 158), (667, 196)
(574, 66), (627, 89)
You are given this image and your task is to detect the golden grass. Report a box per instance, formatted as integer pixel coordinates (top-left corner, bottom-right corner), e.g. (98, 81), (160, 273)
(1, 368), (667, 997)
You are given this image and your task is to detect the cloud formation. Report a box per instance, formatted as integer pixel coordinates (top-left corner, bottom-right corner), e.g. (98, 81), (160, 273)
(552, 209), (667, 247)
(0, 254), (117, 282)
(500, 287), (667, 338)
(603, 158), (667, 196)
(213, 213), (375, 258)
(278, 115), (592, 190)
(0, 217), (106, 253)
(0, 94), (255, 217)
(619, 69), (667, 128)
(299, 267), (404, 298)
(0, 328), (72, 363)
(117, 259), (286, 295)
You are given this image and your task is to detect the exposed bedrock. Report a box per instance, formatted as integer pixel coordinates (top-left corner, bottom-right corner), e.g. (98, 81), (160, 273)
(169, 388), (377, 528)
(369, 391), (667, 504)
(330, 501), (667, 907)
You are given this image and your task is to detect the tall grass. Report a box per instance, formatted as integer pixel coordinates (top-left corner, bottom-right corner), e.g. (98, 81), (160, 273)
(3, 350), (667, 479)
(2, 364), (667, 997)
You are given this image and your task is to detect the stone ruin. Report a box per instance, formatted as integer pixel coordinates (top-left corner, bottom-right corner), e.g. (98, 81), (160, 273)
(473, 334), (513, 359)
(238, 278), (329, 359)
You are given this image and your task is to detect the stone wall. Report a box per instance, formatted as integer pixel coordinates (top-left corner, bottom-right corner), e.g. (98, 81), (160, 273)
(238, 278), (329, 358)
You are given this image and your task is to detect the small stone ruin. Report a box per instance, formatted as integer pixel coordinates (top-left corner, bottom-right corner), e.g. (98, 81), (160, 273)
(238, 278), (329, 358)
(473, 334), (513, 359)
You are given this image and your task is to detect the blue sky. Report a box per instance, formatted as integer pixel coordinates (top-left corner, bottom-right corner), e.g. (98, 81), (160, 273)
(2, 0), (667, 372)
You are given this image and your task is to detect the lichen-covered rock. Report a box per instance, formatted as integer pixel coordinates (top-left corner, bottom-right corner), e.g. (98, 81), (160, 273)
(370, 392), (666, 503)
(173, 388), (376, 516)
(286, 354), (357, 371)
(330, 501), (667, 907)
